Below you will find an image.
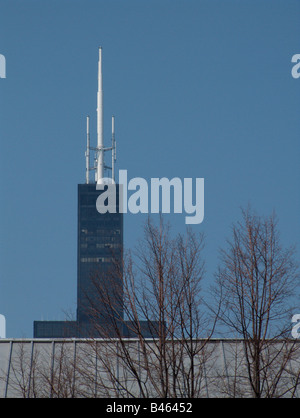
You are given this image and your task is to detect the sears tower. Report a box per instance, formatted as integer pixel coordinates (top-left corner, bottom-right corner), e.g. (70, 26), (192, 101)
(34, 48), (123, 338)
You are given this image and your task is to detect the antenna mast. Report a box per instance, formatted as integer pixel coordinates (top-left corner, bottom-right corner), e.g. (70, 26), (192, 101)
(96, 47), (104, 183)
(85, 116), (90, 184)
(84, 47), (117, 184)
(112, 115), (116, 182)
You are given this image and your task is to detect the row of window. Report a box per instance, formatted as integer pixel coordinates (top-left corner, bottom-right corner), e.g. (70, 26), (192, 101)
(80, 236), (121, 243)
(81, 229), (121, 235)
(80, 257), (113, 263)
(80, 243), (121, 249)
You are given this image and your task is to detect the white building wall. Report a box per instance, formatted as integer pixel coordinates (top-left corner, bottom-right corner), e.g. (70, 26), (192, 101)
(0, 339), (299, 398)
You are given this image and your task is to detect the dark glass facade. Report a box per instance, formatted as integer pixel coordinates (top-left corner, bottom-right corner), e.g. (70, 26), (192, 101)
(33, 321), (77, 338)
(77, 183), (123, 333)
(34, 183), (123, 338)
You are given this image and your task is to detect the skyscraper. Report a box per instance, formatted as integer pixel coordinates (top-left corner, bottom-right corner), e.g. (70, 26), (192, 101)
(76, 183), (123, 337)
(34, 48), (123, 338)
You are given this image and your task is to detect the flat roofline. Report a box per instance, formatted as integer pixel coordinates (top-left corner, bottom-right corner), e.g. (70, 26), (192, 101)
(1, 338), (299, 344)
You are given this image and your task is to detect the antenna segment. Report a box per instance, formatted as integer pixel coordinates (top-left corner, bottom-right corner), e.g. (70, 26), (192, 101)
(96, 47), (104, 183)
(112, 115), (116, 182)
(85, 47), (117, 184)
(86, 116), (90, 184)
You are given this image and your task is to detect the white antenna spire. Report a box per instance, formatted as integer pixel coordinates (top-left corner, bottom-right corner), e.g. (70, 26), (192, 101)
(85, 48), (116, 184)
(85, 116), (90, 184)
(112, 115), (116, 182)
(96, 46), (104, 183)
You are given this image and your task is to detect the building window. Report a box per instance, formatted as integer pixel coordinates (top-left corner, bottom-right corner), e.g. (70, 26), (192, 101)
(80, 257), (113, 263)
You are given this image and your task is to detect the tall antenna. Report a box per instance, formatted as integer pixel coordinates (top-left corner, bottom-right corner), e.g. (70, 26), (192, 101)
(85, 116), (90, 184)
(96, 47), (104, 183)
(112, 115), (116, 182)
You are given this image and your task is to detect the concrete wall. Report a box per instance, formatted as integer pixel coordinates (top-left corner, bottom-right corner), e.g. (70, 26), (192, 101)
(0, 339), (299, 398)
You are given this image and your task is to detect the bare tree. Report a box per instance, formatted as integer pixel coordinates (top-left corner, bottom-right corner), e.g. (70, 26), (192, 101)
(1, 212), (299, 398)
(5, 342), (37, 398)
(86, 216), (216, 398)
(212, 207), (300, 397)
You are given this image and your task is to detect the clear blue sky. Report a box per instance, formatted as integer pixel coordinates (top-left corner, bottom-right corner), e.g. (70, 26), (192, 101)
(0, 0), (299, 337)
